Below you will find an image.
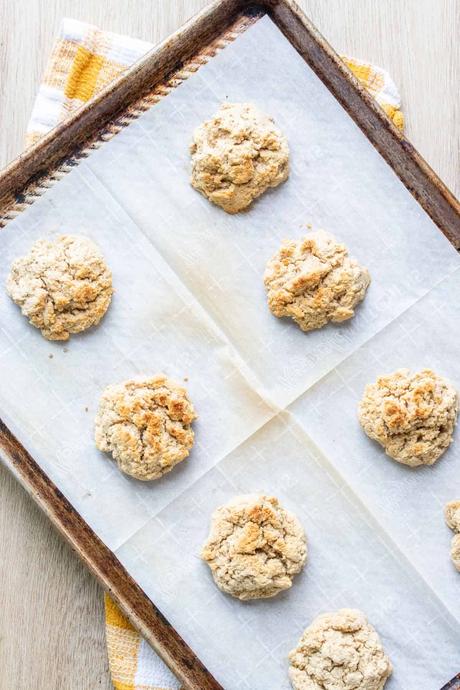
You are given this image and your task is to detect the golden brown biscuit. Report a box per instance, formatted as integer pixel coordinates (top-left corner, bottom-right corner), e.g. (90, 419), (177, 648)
(201, 494), (306, 600)
(289, 608), (392, 690)
(95, 375), (197, 481)
(444, 500), (460, 532)
(359, 369), (457, 467)
(264, 230), (370, 332)
(6, 234), (112, 340)
(190, 102), (289, 213)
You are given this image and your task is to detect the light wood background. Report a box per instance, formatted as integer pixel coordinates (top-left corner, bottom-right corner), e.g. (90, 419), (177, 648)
(0, 1), (458, 688)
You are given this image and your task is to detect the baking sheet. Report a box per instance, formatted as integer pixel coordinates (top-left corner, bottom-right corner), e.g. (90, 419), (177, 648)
(0, 14), (459, 689)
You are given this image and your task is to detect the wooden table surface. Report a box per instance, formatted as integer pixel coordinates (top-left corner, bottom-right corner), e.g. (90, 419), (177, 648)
(0, 1), (458, 688)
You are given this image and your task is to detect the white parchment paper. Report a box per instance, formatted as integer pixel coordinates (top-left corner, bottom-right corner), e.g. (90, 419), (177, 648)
(0, 15), (459, 689)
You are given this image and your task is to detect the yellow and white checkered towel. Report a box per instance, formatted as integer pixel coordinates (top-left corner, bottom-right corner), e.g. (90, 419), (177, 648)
(26, 18), (152, 148)
(26, 18), (404, 690)
(104, 594), (181, 690)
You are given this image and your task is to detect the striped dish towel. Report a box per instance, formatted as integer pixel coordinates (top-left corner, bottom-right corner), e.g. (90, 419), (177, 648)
(26, 18), (405, 690)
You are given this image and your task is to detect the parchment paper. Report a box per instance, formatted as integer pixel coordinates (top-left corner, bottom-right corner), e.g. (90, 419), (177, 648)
(1, 15), (459, 689)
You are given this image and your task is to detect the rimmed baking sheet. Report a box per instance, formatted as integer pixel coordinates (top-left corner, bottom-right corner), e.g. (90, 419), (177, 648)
(0, 11), (459, 690)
